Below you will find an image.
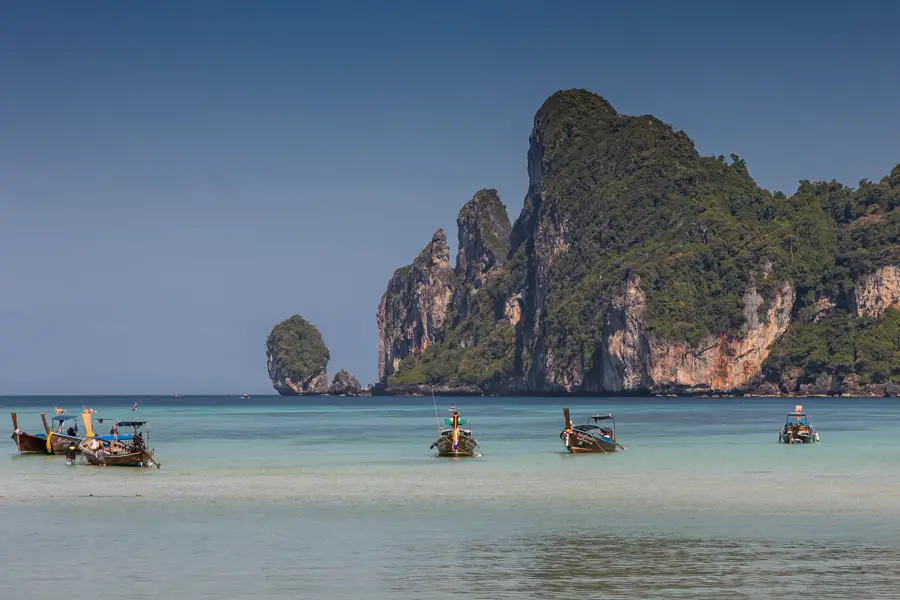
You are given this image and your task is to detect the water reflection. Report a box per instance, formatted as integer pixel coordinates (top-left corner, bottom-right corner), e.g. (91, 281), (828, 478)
(407, 532), (900, 599)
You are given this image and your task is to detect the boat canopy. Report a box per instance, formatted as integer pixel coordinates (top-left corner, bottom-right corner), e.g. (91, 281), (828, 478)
(116, 421), (147, 428)
(52, 415), (77, 422)
(574, 424), (613, 437)
(94, 435), (134, 442)
(785, 412), (808, 423)
(444, 418), (467, 426)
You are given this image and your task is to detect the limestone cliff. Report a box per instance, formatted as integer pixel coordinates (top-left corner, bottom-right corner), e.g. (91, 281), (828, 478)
(266, 315), (330, 396)
(599, 275), (649, 392)
(647, 281), (795, 392)
(376, 229), (454, 382)
(854, 265), (900, 318)
(375, 89), (900, 396)
(454, 189), (512, 318)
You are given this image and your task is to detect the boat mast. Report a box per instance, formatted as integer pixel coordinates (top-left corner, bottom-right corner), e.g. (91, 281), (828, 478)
(432, 391), (441, 436)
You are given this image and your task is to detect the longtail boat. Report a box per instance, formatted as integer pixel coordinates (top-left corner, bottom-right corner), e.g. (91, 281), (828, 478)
(779, 404), (820, 444)
(430, 405), (481, 457)
(78, 409), (160, 468)
(9, 412), (50, 454)
(41, 413), (83, 454)
(560, 408), (625, 453)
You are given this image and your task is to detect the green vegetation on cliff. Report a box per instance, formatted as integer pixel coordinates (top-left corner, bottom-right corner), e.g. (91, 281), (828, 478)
(767, 308), (900, 387)
(383, 89), (900, 392)
(522, 90), (833, 359)
(392, 263), (521, 388)
(266, 315), (330, 382)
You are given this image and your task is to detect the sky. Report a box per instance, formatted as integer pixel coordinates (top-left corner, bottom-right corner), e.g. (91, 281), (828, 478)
(1, 0), (898, 394)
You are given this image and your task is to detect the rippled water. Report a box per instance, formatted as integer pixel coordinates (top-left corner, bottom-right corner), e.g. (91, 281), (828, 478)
(2, 395), (899, 598)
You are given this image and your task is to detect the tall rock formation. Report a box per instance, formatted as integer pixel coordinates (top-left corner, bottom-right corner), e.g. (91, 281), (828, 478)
(376, 229), (454, 382)
(266, 315), (330, 395)
(456, 189), (511, 287)
(454, 189), (512, 321)
(375, 89), (900, 396)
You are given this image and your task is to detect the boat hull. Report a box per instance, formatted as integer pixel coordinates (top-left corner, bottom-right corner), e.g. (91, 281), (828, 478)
(561, 430), (620, 453)
(780, 432), (819, 444)
(10, 432), (50, 454)
(432, 434), (480, 457)
(45, 433), (82, 454)
(81, 446), (155, 467)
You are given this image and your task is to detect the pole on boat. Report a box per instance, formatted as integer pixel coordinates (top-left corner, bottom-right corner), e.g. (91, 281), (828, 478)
(81, 408), (94, 438)
(451, 411), (459, 451)
(11, 412), (21, 451)
(40, 412), (54, 454)
(431, 391), (441, 437)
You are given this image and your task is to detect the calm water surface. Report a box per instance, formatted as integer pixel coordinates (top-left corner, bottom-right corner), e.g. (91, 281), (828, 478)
(2, 395), (899, 599)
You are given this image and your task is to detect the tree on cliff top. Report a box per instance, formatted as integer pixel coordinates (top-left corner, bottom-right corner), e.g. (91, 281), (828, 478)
(266, 315), (330, 382)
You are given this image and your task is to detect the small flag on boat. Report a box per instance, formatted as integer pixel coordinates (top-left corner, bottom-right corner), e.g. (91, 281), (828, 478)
(132, 400), (139, 412)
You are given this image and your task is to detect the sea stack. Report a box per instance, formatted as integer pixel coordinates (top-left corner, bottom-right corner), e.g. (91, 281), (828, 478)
(266, 315), (330, 395)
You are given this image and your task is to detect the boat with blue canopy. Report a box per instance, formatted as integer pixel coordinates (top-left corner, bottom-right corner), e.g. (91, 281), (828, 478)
(779, 405), (819, 444)
(430, 404), (481, 457)
(560, 408), (625, 453)
(9, 410), (82, 455)
(78, 410), (160, 468)
(43, 413), (82, 454)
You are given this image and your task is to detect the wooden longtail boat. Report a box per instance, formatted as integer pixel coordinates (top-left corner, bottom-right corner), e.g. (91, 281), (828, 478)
(560, 408), (625, 453)
(10, 412), (50, 454)
(779, 404), (820, 444)
(41, 413), (83, 454)
(430, 406), (481, 457)
(77, 410), (160, 468)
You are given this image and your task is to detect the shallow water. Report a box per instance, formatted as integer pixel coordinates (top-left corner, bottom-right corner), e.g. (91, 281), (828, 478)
(2, 395), (899, 598)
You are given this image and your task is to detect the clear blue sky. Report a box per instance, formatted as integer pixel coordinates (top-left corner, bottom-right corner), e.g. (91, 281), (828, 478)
(1, 1), (898, 394)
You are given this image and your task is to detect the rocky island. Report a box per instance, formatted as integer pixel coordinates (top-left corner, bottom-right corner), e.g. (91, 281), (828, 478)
(376, 89), (900, 397)
(266, 315), (368, 396)
(329, 369), (363, 396)
(266, 315), (331, 395)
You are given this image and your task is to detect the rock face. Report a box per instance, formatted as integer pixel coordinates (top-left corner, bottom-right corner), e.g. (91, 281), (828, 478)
(599, 275), (650, 392)
(647, 281), (795, 392)
(329, 369), (362, 396)
(376, 229), (454, 382)
(854, 265), (900, 318)
(266, 315), (330, 396)
(375, 89), (900, 396)
(456, 189), (511, 293)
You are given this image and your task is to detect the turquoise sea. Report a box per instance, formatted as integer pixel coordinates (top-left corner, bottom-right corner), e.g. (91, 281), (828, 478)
(2, 395), (900, 599)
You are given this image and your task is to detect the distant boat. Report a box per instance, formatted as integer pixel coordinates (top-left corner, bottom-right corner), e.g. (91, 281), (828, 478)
(560, 407), (625, 453)
(78, 410), (160, 468)
(430, 406), (481, 457)
(779, 404), (820, 444)
(243, 393), (250, 399)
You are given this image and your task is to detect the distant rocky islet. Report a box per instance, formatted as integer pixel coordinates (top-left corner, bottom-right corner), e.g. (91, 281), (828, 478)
(265, 315), (366, 396)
